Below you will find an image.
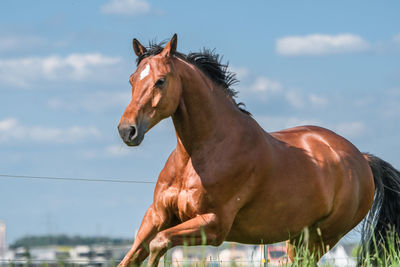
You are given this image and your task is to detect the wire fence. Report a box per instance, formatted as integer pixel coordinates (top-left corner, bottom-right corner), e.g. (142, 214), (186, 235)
(0, 174), (155, 184)
(0, 174), (359, 267)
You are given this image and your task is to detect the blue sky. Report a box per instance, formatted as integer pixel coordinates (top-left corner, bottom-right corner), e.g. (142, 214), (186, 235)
(0, 0), (399, 244)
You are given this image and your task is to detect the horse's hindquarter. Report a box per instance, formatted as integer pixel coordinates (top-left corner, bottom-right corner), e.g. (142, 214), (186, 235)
(227, 125), (374, 244)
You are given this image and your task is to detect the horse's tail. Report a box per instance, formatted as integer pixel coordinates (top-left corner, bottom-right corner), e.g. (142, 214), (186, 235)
(358, 153), (400, 266)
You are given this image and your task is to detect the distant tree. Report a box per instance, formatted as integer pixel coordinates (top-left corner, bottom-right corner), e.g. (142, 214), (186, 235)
(10, 235), (132, 248)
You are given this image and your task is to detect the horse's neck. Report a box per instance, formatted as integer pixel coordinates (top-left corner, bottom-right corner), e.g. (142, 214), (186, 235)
(172, 58), (241, 155)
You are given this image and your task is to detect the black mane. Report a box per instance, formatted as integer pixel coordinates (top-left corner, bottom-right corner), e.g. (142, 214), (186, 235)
(137, 41), (250, 115)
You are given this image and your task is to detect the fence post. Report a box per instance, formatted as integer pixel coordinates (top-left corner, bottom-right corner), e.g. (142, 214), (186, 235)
(263, 244), (268, 267)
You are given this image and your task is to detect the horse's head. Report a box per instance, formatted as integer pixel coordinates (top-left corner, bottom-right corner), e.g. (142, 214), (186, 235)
(118, 34), (181, 146)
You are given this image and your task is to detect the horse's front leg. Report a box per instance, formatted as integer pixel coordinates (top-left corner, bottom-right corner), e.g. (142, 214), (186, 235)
(118, 205), (163, 267)
(147, 213), (230, 267)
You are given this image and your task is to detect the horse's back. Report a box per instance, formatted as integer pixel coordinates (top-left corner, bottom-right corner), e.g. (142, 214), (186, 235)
(271, 125), (360, 157)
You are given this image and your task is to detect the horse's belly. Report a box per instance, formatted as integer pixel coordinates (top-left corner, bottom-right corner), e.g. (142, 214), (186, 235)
(225, 207), (307, 244)
(225, 185), (331, 244)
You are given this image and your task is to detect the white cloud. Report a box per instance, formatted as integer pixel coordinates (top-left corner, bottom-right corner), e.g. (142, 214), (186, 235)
(285, 90), (305, 109)
(101, 0), (150, 15)
(229, 65), (249, 80)
(245, 76), (329, 110)
(0, 117), (101, 144)
(309, 94), (328, 106)
(256, 115), (321, 132)
(0, 118), (17, 131)
(251, 76), (282, 92)
(253, 115), (365, 139)
(105, 144), (131, 156)
(48, 91), (130, 112)
(81, 144), (147, 159)
(0, 35), (46, 52)
(333, 122), (366, 138)
(393, 34), (400, 44)
(276, 34), (369, 56)
(0, 53), (121, 88)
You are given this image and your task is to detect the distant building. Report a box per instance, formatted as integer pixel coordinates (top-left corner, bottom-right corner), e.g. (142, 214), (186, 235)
(321, 243), (357, 267)
(165, 243), (287, 267)
(0, 221), (6, 258)
(0, 244), (131, 267)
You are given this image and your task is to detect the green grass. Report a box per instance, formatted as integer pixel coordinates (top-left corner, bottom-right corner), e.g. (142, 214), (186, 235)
(3, 230), (400, 267)
(158, 227), (400, 267)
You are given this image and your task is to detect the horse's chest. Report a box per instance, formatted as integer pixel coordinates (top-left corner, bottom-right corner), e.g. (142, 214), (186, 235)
(159, 184), (205, 222)
(157, 158), (212, 221)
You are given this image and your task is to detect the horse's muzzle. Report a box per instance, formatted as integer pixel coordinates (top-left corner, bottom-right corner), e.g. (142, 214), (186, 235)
(118, 122), (145, 146)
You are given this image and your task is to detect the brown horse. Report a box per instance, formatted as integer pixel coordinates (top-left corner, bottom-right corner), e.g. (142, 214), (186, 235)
(117, 34), (400, 266)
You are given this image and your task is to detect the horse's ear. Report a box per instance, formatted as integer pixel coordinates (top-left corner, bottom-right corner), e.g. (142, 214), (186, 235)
(161, 33), (177, 57)
(132, 38), (147, 57)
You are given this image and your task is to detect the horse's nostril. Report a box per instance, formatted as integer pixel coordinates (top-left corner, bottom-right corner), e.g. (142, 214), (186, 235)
(129, 125), (137, 140)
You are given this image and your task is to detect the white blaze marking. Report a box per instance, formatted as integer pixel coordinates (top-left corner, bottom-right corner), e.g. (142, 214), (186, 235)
(140, 64), (150, 80)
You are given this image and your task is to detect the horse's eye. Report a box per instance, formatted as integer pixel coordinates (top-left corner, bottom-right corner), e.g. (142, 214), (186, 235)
(155, 78), (166, 88)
